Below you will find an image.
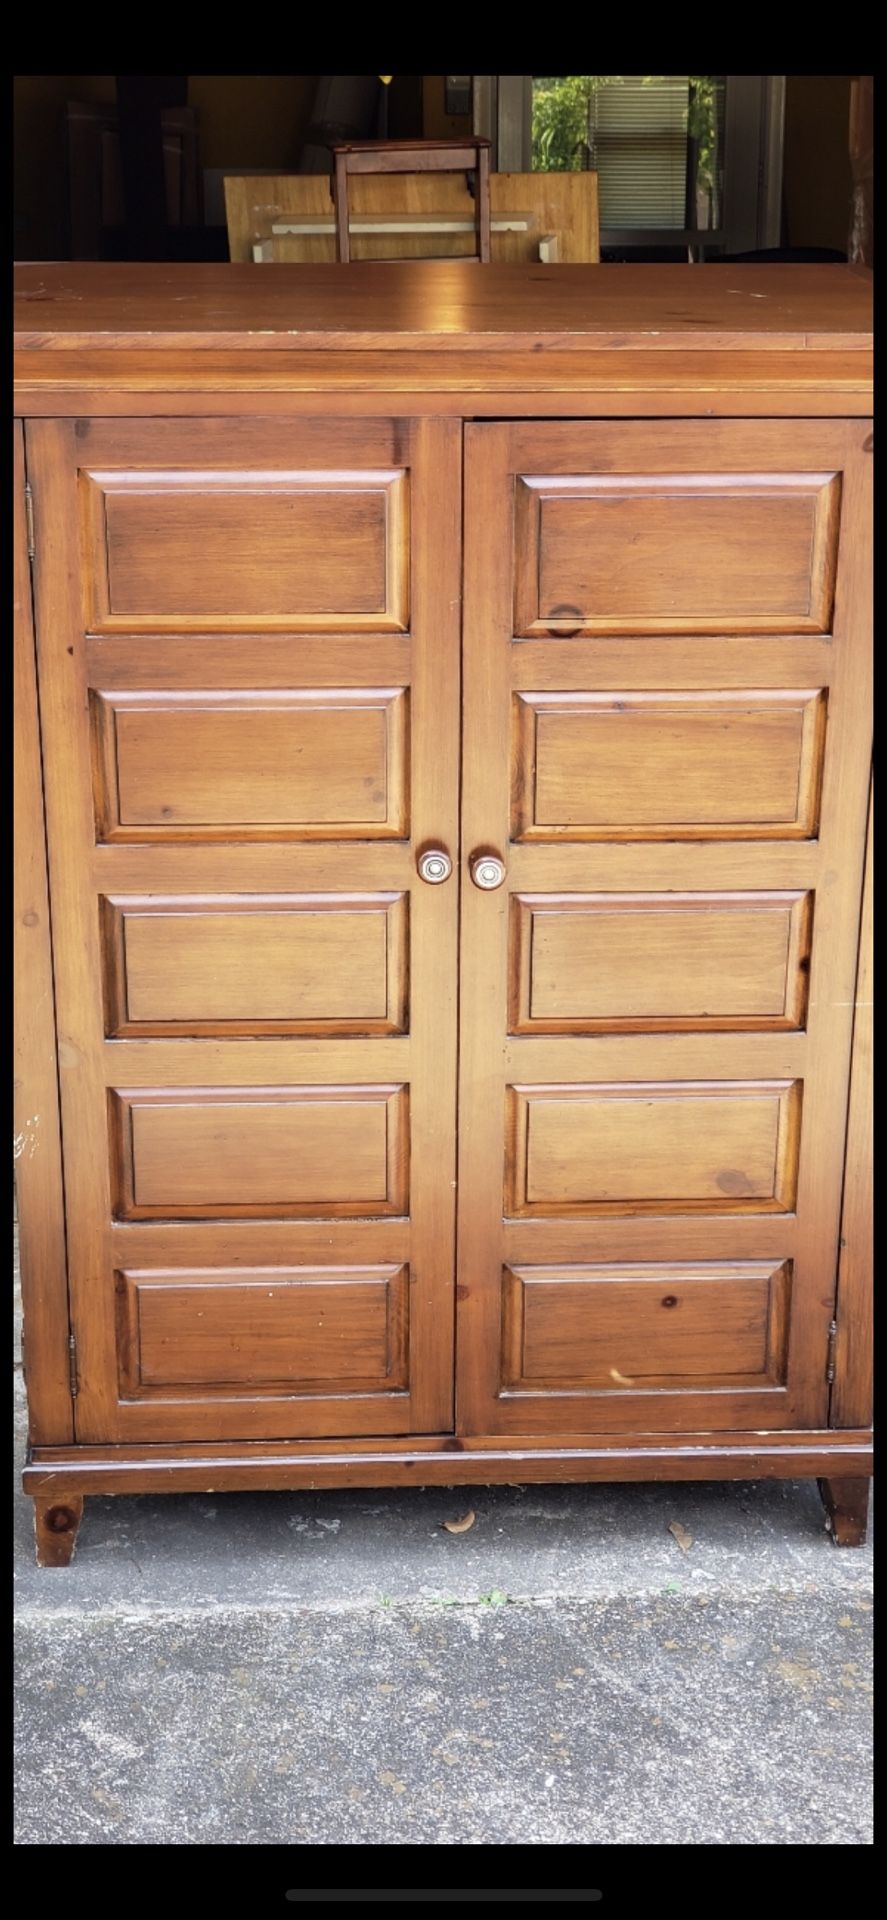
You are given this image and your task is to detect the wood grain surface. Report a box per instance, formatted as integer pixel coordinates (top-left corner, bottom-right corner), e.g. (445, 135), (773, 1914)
(14, 264), (871, 1531)
(14, 262), (872, 352)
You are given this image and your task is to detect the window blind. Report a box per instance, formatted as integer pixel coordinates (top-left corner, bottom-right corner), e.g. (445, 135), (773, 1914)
(531, 76), (727, 233)
(589, 78), (690, 228)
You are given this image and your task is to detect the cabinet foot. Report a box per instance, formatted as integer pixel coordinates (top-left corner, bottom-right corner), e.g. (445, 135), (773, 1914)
(33, 1494), (84, 1568)
(817, 1476), (870, 1548)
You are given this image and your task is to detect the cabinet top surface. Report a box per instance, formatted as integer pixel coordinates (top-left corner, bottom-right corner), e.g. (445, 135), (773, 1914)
(14, 261), (872, 355)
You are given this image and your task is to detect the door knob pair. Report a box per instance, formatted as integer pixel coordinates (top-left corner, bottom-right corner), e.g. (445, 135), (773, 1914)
(418, 849), (506, 890)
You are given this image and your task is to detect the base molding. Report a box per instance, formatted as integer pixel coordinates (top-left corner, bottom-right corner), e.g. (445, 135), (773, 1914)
(25, 1430), (873, 1498)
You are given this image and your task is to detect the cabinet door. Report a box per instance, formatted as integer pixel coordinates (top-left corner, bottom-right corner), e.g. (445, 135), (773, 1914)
(28, 417), (461, 1443)
(458, 420), (871, 1438)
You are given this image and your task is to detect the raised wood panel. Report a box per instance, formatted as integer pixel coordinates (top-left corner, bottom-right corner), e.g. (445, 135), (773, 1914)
(514, 471), (841, 635)
(512, 691), (826, 841)
(101, 893), (408, 1037)
(81, 467), (409, 631)
(116, 1265), (408, 1394)
(110, 1085), (409, 1219)
(91, 689), (409, 842)
(506, 1082), (801, 1216)
(509, 892), (812, 1034)
(501, 1262), (791, 1391)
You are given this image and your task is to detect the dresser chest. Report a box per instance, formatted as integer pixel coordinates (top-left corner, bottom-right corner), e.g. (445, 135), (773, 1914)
(14, 263), (872, 1562)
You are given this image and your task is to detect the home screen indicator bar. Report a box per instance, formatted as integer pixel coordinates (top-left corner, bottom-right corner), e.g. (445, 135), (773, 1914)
(285, 1896), (604, 1904)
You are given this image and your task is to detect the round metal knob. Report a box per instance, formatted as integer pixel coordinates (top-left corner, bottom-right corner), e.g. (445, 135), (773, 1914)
(418, 848), (452, 885)
(470, 853), (506, 891)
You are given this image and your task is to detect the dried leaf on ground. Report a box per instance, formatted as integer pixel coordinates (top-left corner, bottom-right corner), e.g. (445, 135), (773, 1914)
(668, 1520), (694, 1554)
(442, 1510), (476, 1534)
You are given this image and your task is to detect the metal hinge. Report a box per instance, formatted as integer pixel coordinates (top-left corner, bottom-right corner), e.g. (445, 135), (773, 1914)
(68, 1331), (79, 1399)
(24, 482), (35, 561)
(826, 1319), (838, 1385)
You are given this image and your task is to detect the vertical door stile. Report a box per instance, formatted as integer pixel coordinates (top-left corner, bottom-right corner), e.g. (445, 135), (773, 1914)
(15, 422), (74, 1442)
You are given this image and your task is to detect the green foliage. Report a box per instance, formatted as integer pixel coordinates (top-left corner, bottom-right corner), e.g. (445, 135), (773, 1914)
(531, 76), (721, 196)
(531, 76), (612, 172)
(686, 75), (719, 196)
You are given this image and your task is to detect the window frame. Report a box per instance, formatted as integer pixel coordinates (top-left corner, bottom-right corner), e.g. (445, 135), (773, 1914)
(474, 75), (785, 255)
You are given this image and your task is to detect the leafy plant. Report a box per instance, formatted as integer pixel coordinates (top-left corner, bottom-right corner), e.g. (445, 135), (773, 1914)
(532, 76), (616, 172)
(532, 75), (722, 215)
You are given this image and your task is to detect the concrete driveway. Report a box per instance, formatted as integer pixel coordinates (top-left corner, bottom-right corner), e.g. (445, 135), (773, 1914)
(14, 1372), (872, 1845)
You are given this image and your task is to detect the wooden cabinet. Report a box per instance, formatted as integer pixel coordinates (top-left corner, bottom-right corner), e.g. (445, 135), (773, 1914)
(14, 263), (873, 1562)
